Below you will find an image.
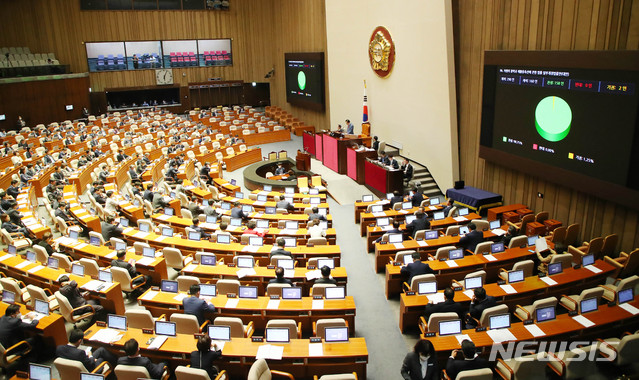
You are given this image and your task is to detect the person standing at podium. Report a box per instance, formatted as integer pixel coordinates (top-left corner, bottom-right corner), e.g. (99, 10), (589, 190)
(345, 119), (354, 134)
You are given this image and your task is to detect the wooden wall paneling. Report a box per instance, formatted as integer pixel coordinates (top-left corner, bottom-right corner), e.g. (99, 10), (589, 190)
(453, 0), (639, 252)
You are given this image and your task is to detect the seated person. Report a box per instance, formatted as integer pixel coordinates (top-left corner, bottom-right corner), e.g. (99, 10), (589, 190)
(111, 249), (150, 287)
(54, 202), (75, 224)
(269, 238), (292, 259)
(190, 335), (222, 380)
(441, 198), (454, 216)
(6, 180), (20, 199)
(307, 206), (327, 222)
(445, 340), (491, 380)
(314, 265), (337, 285)
(458, 223), (484, 253)
(501, 225), (519, 247)
(242, 220), (265, 237)
(375, 219), (402, 243)
(0, 304), (41, 363)
(409, 187), (424, 207)
(465, 287), (496, 328)
(537, 243), (566, 275)
(191, 218), (211, 240)
(405, 211), (430, 238)
(276, 195), (294, 212)
(307, 219), (326, 239)
(423, 287), (464, 321)
(101, 215), (124, 241)
(212, 222), (238, 242)
(400, 251), (434, 284)
(268, 266), (293, 285)
(164, 163), (180, 184)
(183, 285), (216, 325)
(274, 163), (286, 176)
(117, 338), (167, 380)
(199, 162), (213, 184)
(230, 201), (248, 220)
(389, 190), (404, 208)
(1, 213), (28, 236)
(56, 328), (117, 371)
(59, 275), (106, 322)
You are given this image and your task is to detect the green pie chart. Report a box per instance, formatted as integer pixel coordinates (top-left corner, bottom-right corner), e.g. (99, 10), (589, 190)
(535, 96), (572, 142)
(297, 71), (306, 91)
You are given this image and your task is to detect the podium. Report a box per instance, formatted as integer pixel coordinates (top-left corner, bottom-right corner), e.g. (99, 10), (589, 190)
(364, 159), (403, 197)
(296, 151), (311, 171)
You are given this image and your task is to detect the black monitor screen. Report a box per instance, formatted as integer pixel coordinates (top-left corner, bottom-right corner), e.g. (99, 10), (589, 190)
(285, 52), (325, 111)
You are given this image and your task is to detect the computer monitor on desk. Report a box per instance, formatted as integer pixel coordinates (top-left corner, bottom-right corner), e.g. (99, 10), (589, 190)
(47, 257), (59, 269)
(164, 207), (174, 216)
(199, 284), (216, 297)
(317, 258), (335, 269)
(388, 233), (403, 244)
(618, 288), (634, 304)
(107, 314), (127, 330)
(324, 326), (349, 342)
(237, 257), (254, 268)
(209, 325), (231, 341)
(417, 282), (437, 295)
(115, 241), (126, 251)
(325, 286), (345, 299)
(535, 306), (556, 322)
(433, 211), (445, 220)
(464, 276), (482, 290)
(362, 194), (374, 202)
(580, 298), (598, 314)
(282, 287), (302, 300)
(161, 227), (173, 237)
(548, 262), (563, 275)
(200, 255), (216, 266)
(438, 320), (461, 336)
(265, 328), (290, 343)
(449, 249), (464, 260)
(489, 314), (511, 330)
(277, 259), (294, 270)
(239, 286), (258, 299)
(429, 197), (440, 205)
(80, 373), (104, 380)
(263, 185), (272, 192)
(405, 215), (416, 225)
(2, 290), (15, 304)
(99, 270), (112, 283)
(507, 270), (525, 284)
(29, 363), (52, 380)
(161, 280), (178, 293)
(72, 263), (85, 276)
(143, 247), (156, 258)
(216, 234), (231, 244)
(489, 220), (501, 230)
(155, 321), (177, 337)
(371, 205), (383, 214)
(491, 242), (505, 254)
(189, 231), (201, 241)
(582, 254), (595, 267)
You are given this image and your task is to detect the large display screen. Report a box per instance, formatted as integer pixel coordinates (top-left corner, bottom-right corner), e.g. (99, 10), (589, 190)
(284, 52), (325, 111)
(480, 51), (639, 207)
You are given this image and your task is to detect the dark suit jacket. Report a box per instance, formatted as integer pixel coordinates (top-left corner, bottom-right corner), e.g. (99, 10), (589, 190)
(403, 163), (414, 180)
(6, 186), (20, 199)
(459, 230), (484, 253)
(268, 277), (293, 285)
(315, 277), (337, 285)
(424, 299), (464, 321)
(101, 222), (123, 241)
(55, 208), (73, 223)
(56, 344), (99, 371)
(276, 200), (294, 211)
(0, 316), (38, 348)
(406, 217), (430, 238)
(111, 259), (136, 277)
(230, 207), (246, 219)
(143, 190), (154, 203)
(372, 140), (379, 151)
(8, 208), (24, 225)
(183, 296), (216, 325)
(400, 260), (434, 284)
(269, 248), (292, 259)
(468, 296), (497, 326)
(117, 355), (165, 379)
(390, 195), (404, 208)
(445, 356), (491, 380)
(60, 282), (88, 310)
(401, 351), (438, 380)
(190, 349), (222, 379)
(411, 192), (424, 207)
(308, 213), (326, 221)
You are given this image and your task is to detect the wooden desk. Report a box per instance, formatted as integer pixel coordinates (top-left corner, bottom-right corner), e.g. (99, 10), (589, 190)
(359, 206), (469, 236)
(0, 252), (125, 316)
(179, 263), (347, 295)
(213, 178), (241, 196)
(0, 302), (67, 347)
(251, 189), (327, 202)
(296, 151), (311, 171)
(353, 199), (390, 223)
(486, 203), (528, 221)
(364, 160), (403, 198)
(62, 186), (101, 233)
(84, 324), (368, 379)
(220, 195), (330, 215)
(28, 164), (57, 198)
(55, 236), (169, 284)
(15, 190), (51, 239)
(242, 129), (291, 146)
(224, 148), (262, 172)
(122, 228), (341, 267)
(346, 147), (377, 184)
(399, 260), (615, 332)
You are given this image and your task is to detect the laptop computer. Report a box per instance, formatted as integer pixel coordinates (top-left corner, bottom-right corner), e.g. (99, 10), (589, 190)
(199, 284), (217, 297)
(80, 373), (105, 380)
(7, 245), (17, 255)
(161, 227), (173, 237)
(580, 297), (598, 314)
(402, 201), (412, 210)
(449, 249), (464, 260)
(429, 197), (440, 205)
(377, 217), (390, 227)
(164, 207), (174, 216)
(47, 257), (59, 269)
(208, 325), (231, 341)
(143, 247), (156, 258)
(2, 290), (15, 304)
(582, 254), (595, 267)
(371, 205), (383, 213)
(310, 197), (321, 205)
(239, 286), (258, 299)
(71, 263), (85, 276)
(221, 202), (231, 210)
(107, 314), (127, 330)
(249, 236), (263, 246)
(282, 287), (302, 300)
(216, 234), (231, 244)
(285, 221), (298, 230)
(489, 220), (501, 230)
(29, 363), (52, 380)
(263, 185), (272, 192)
(89, 236), (101, 246)
(230, 179), (237, 186)
(98, 270), (112, 283)
(139, 223), (150, 233)
(309, 188), (320, 195)
(433, 211), (445, 220)
(527, 235), (538, 246)
(257, 194), (267, 202)
(119, 218), (129, 227)
(230, 218), (242, 226)
(458, 208), (469, 216)
(535, 306), (556, 322)
(464, 276), (482, 290)
(507, 269), (525, 284)
(459, 226), (469, 235)
(237, 257), (254, 268)
(26, 250), (36, 262)
(362, 194), (374, 202)
(388, 233), (403, 244)
(324, 326), (349, 342)
(200, 255), (216, 266)
(491, 242), (505, 254)
(241, 205), (252, 213)
(160, 280), (178, 293)
(417, 282), (437, 295)
(206, 215), (218, 223)
(438, 320), (461, 336)
(265, 327), (290, 343)
(114, 241), (126, 251)
(548, 262), (563, 275)
(424, 230), (439, 240)
(618, 288), (634, 304)
(256, 219), (269, 229)
(324, 286), (345, 299)
(155, 321), (177, 337)
(317, 258), (335, 269)
(34, 299), (50, 316)
(69, 229), (80, 240)
(489, 314), (511, 330)
(189, 231), (201, 241)
(285, 187), (294, 194)
(235, 192), (244, 199)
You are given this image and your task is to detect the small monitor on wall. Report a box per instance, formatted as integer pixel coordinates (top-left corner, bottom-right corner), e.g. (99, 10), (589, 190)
(66, 105), (74, 111)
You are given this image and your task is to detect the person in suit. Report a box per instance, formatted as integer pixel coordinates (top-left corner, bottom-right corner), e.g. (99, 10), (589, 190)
(1, 213), (28, 236)
(374, 219), (403, 243)
(101, 215), (124, 241)
(111, 249), (149, 286)
(4, 202), (24, 226)
(410, 187), (424, 207)
(52, 166), (67, 184)
(501, 225), (519, 248)
(315, 265), (337, 285)
(441, 198), (454, 216)
(268, 266), (293, 285)
(190, 335), (222, 380)
(379, 152), (390, 166)
(345, 119), (354, 134)
(307, 206), (327, 222)
(59, 275), (106, 322)
(390, 190), (404, 209)
(466, 287), (497, 328)
(269, 238), (292, 259)
(402, 158), (414, 182)
(115, 150), (128, 163)
(191, 218), (211, 240)
(6, 180), (20, 199)
(401, 339), (439, 380)
(274, 163), (286, 176)
(165, 163), (180, 184)
(18, 167), (31, 185)
(104, 190), (119, 215)
(118, 338), (167, 380)
(276, 195), (294, 212)
(183, 285), (216, 325)
(128, 165), (139, 181)
(423, 287), (464, 321)
(200, 162), (213, 184)
(0, 304), (39, 353)
(405, 211), (430, 238)
(56, 329), (117, 371)
(143, 185), (155, 203)
(372, 136), (379, 152)
(388, 154), (400, 169)
(152, 190), (170, 211)
(230, 201), (248, 220)
(98, 165), (109, 183)
(445, 340), (491, 380)
(458, 223), (484, 253)
(400, 252), (434, 285)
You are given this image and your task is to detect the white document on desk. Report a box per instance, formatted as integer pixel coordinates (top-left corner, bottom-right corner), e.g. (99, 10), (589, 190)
(74, 243), (88, 250)
(242, 245), (259, 253)
(105, 250), (118, 259)
(279, 229), (294, 235)
(372, 212), (386, 217)
(22, 217), (37, 225)
(381, 225), (393, 231)
(398, 210), (408, 214)
(585, 265), (603, 274)
(123, 228), (135, 234)
(147, 336), (168, 350)
(416, 240), (428, 247)
(236, 268), (257, 278)
(619, 303), (639, 315)
(491, 228), (507, 236)
(499, 284), (517, 294)
(484, 254), (497, 262)
(428, 206), (437, 210)
(90, 329), (123, 344)
(445, 260), (458, 268)
(455, 334), (472, 344)
(393, 243), (405, 249)
(133, 232), (150, 239)
(156, 214), (171, 221)
(572, 315), (595, 328)
(136, 257), (155, 266)
(487, 329), (517, 343)
(155, 236), (167, 242)
(308, 343), (323, 356)
(256, 344), (284, 360)
(427, 293), (446, 304)
(267, 300), (280, 310)
(0, 254), (13, 262)
(540, 276), (558, 286)
(305, 270), (321, 281)
(173, 293), (187, 302)
(453, 216), (467, 222)
(81, 280), (103, 291)
(225, 299), (239, 308)
(463, 290), (475, 299)
(525, 324), (546, 337)
(27, 265), (44, 274)
(15, 261), (31, 269)
(183, 264), (198, 272)
(312, 300), (324, 309)
(140, 290), (158, 301)
(253, 201), (266, 206)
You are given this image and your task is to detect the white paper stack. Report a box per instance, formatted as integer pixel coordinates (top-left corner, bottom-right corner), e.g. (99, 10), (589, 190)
(585, 265), (603, 274)
(312, 300), (324, 309)
(225, 299), (239, 308)
(237, 268), (257, 278)
(487, 329), (517, 343)
(499, 284), (517, 294)
(105, 251), (118, 259)
(372, 212), (386, 217)
(173, 293), (187, 301)
(445, 260), (459, 267)
(455, 334), (472, 344)
(540, 277), (558, 286)
(308, 343), (323, 356)
(242, 246), (259, 253)
(463, 290), (475, 299)
(453, 216), (467, 222)
(15, 261), (31, 269)
(256, 344), (284, 360)
(305, 270), (322, 280)
(484, 254), (497, 262)
(572, 315), (595, 328)
(134, 231), (150, 239)
(81, 280), (104, 291)
(267, 300), (280, 310)
(136, 257), (155, 266)
(156, 214), (171, 221)
(416, 240), (428, 247)
(147, 336), (168, 350)
(140, 290), (158, 301)
(426, 293), (446, 304)
(491, 229), (507, 236)
(90, 329), (123, 344)
(619, 303), (639, 315)
(393, 243), (405, 249)
(525, 324), (546, 337)
(183, 264), (198, 272)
